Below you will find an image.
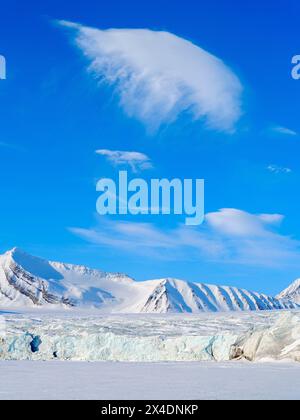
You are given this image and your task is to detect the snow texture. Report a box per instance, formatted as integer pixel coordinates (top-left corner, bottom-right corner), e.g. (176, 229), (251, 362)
(1, 360), (300, 400)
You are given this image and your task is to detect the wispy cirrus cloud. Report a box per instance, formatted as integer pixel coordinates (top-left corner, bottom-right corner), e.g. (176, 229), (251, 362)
(59, 21), (243, 133)
(70, 219), (223, 261)
(70, 208), (300, 268)
(96, 149), (153, 172)
(267, 164), (292, 174)
(0, 141), (14, 148)
(0, 142), (23, 152)
(270, 126), (298, 137)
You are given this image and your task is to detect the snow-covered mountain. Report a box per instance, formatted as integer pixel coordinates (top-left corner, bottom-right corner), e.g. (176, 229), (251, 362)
(277, 279), (300, 304)
(0, 247), (298, 313)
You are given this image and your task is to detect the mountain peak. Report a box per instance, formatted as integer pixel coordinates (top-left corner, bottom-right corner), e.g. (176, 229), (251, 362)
(4, 246), (42, 263)
(2, 247), (64, 282)
(277, 279), (300, 304)
(6, 247), (27, 257)
(3, 247), (36, 262)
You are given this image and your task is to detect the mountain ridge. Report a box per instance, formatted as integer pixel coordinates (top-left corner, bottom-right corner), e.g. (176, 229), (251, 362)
(0, 247), (298, 313)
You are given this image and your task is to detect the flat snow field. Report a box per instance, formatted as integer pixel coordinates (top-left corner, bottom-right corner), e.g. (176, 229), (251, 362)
(0, 361), (300, 400)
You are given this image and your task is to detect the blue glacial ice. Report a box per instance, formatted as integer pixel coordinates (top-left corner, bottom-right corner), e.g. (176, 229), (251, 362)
(0, 311), (299, 362)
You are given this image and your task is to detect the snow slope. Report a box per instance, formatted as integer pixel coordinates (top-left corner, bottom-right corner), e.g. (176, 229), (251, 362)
(277, 279), (300, 304)
(0, 247), (298, 312)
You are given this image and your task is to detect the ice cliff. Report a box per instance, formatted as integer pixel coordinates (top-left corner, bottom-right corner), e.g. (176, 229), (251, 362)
(0, 311), (299, 362)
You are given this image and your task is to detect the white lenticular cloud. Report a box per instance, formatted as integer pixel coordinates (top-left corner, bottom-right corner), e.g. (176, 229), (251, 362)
(60, 21), (243, 132)
(96, 149), (152, 172)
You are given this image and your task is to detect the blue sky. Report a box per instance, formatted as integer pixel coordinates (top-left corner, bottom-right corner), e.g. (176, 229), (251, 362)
(0, 0), (300, 294)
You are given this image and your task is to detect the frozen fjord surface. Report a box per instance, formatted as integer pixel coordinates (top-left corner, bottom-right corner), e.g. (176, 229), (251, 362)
(1, 360), (300, 400)
(0, 310), (300, 362)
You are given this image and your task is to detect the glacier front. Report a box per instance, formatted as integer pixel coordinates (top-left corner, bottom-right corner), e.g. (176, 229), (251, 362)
(1, 310), (299, 363)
